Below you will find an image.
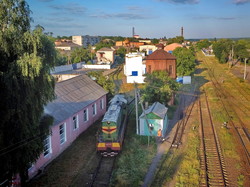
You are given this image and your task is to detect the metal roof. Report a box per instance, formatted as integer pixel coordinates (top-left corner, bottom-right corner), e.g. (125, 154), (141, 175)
(146, 49), (176, 60)
(102, 95), (127, 123)
(140, 102), (168, 119)
(44, 75), (108, 125)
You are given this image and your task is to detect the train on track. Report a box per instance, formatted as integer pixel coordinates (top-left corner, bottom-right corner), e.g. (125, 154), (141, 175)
(97, 95), (128, 156)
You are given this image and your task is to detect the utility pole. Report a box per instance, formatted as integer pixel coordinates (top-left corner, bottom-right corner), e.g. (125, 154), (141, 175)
(134, 83), (139, 135)
(244, 58), (248, 80)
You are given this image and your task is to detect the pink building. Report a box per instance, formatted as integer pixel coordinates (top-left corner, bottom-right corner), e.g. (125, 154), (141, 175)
(28, 75), (108, 178)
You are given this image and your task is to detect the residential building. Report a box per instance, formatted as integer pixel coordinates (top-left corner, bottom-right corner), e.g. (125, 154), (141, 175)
(124, 52), (146, 83)
(164, 43), (183, 54)
(96, 47), (115, 64)
(139, 102), (168, 137)
(28, 75), (108, 179)
(72, 35), (101, 47)
(139, 45), (158, 55)
(146, 49), (177, 79)
(55, 40), (81, 51)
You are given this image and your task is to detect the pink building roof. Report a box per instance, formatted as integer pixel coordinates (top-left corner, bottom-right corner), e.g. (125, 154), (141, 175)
(164, 43), (183, 52)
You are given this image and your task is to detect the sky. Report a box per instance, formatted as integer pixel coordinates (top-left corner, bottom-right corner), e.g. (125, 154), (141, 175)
(26, 0), (250, 39)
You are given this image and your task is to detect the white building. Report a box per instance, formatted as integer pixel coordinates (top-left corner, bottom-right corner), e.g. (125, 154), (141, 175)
(124, 52), (146, 83)
(72, 35), (101, 47)
(139, 45), (158, 55)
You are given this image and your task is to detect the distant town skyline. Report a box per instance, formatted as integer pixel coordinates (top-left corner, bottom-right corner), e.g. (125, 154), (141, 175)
(27, 0), (250, 39)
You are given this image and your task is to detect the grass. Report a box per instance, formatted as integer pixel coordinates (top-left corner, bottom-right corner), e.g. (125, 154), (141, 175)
(237, 174), (245, 187)
(110, 113), (157, 187)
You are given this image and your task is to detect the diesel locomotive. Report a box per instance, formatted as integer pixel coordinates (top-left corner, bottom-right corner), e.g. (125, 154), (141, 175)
(97, 95), (127, 156)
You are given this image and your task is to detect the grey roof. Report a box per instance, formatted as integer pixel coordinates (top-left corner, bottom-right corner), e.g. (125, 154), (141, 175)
(140, 102), (168, 119)
(44, 75), (108, 125)
(102, 95), (127, 123)
(97, 47), (115, 52)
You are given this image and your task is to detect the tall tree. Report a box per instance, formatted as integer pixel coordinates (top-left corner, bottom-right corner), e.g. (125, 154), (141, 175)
(70, 47), (90, 63)
(212, 39), (233, 63)
(141, 71), (179, 105)
(173, 47), (196, 76)
(0, 0), (55, 185)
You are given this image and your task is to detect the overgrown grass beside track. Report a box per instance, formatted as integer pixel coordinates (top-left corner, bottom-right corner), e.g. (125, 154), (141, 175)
(110, 112), (157, 186)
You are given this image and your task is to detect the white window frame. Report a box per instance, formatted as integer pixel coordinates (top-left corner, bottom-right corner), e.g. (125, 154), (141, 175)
(43, 136), (52, 157)
(83, 109), (89, 122)
(100, 99), (104, 109)
(73, 115), (79, 130)
(59, 123), (66, 145)
(92, 103), (97, 116)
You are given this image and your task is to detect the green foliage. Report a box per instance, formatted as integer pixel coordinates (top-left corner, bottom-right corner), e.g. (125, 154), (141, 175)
(141, 71), (179, 105)
(95, 40), (115, 51)
(234, 40), (250, 61)
(116, 46), (127, 58)
(237, 174), (245, 187)
(0, 0), (55, 184)
(70, 47), (90, 63)
(87, 71), (115, 95)
(175, 134), (200, 187)
(111, 136), (156, 186)
(55, 50), (68, 66)
(173, 47), (196, 76)
(212, 39), (233, 63)
(196, 39), (211, 50)
(151, 38), (159, 44)
(167, 36), (184, 44)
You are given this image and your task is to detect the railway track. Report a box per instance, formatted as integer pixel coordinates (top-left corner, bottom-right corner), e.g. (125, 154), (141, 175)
(202, 58), (250, 168)
(89, 156), (116, 187)
(172, 87), (198, 147)
(199, 92), (228, 187)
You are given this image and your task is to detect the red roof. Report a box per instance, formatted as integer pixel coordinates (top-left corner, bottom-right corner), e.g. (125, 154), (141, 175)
(146, 49), (176, 60)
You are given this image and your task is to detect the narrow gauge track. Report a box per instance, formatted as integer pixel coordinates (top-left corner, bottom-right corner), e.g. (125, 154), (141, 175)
(199, 92), (228, 187)
(202, 58), (250, 167)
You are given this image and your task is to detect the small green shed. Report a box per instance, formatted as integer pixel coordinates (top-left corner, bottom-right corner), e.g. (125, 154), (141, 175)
(139, 102), (168, 136)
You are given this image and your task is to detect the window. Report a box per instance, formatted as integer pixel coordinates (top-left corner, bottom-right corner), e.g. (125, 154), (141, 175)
(92, 103), (97, 115)
(169, 65), (173, 75)
(44, 136), (51, 157)
(73, 115), (78, 130)
(83, 109), (88, 122)
(59, 123), (66, 144)
(100, 99), (104, 109)
(132, 71), (138, 76)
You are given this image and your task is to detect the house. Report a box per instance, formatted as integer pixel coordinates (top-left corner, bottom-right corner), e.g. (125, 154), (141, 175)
(146, 49), (177, 79)
(72, 35), (101, 47)
(164, 43), (183, 54)
(28, 75), (108, 179)
(96, 47), (115, 64)
(139, 102), (168, 137)
(55, 40), (81, 51)
(124, 52), (146, 83)
(139, 45), (157, 55)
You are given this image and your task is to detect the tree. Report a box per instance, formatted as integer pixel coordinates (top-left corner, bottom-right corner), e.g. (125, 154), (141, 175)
(0, 0), (56, 185)
(116, 46), (127, 58)
(167, 36), (184, 44)
(212, 39), (233, 63)
(95, 40), (115, 51)
(87, 71), (115, 96)
(173, 47), (196, 76)
(70, 47), (90, 63)
(196, 39), (211, 50)
(141, 71), (179, 105)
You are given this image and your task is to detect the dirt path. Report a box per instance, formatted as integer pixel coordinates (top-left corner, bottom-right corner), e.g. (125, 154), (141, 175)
(142, 91), (196, 186)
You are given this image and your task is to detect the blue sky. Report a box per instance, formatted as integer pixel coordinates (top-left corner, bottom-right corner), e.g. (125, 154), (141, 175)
(26, 0), (250, 39)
